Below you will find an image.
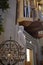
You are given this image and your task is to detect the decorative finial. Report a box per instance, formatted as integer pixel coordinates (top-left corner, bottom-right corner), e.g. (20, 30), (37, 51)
(10, 36), (12, 40)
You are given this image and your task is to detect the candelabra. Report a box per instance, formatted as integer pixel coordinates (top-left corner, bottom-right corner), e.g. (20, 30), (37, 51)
(0, 37), (25, 65)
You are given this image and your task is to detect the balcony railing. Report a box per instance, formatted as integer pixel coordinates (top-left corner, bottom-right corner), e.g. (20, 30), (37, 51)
(38, 11), (43, 21)
(17, 0), (39, 26)
(24, 5), (31, 18)
(23, 4), (38, 20)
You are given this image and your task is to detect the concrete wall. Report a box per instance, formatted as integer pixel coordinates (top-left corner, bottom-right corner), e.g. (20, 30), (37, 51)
(39, 38), (43, 46)
(0, 0), (16, 42)
(24, 31), (41, 65)
(39, 38), (43, 61)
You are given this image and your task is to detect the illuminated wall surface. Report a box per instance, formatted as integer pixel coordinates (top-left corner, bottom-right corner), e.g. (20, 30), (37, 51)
(26, 49), (30, 62)
(26, 49), (34, 65)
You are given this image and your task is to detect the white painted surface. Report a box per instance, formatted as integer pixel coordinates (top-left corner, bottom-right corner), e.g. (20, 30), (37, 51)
(4, 0), (16, 40)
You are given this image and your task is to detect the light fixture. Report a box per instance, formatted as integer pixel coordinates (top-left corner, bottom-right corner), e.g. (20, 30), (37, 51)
(7, 53), (11, 57)
(39, 5), (41, 11)
(38, 31), (43, 34)
(0, 36), (25, 65)
(29, 41), (32, 44)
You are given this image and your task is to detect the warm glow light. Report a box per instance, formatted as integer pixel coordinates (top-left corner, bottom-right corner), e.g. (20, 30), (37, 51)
(26, 49), (30, 62)
(39, 6), (41, 11)
(8, 53), (11, 57)
(42, 13), (43, 15)
(29, 41), (32, 44)
(38, 31), (43, 34)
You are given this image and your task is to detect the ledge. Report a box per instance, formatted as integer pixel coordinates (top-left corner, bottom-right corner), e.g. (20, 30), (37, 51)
(17, 17), (33, 26)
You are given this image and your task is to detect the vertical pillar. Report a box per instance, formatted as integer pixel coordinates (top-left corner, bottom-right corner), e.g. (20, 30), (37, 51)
(19, 0), (23, 18)
(24, 0), (27, 17)
(4, 0), (16, 40)
(28, 0), (31, 18)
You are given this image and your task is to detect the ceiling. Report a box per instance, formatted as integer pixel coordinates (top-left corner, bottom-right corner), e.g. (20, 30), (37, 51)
(24, 20), (43, 38)
(38, 0), (43, 4)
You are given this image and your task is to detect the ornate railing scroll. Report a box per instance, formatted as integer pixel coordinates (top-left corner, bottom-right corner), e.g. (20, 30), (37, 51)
(0, 37), (25, 65)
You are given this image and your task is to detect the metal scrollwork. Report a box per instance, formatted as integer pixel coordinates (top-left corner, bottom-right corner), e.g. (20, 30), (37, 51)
(0, 37), (25, 65)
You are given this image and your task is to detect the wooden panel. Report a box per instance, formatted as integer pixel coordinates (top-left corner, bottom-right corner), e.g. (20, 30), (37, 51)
(24, 21), (43, 38)
(18, 17), (33, 26)
(19, 21), (32, 26)
(25, 61), (31, 65)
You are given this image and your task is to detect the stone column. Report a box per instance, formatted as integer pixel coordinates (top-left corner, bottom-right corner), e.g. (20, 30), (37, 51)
(4, 0), (16, 40)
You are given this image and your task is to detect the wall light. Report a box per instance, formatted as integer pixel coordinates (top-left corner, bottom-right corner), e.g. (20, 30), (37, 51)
(29, 41), (32, 44)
